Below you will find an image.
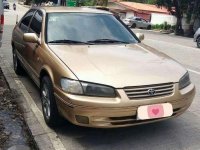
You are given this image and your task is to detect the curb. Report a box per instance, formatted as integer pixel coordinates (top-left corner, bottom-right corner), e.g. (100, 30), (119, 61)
(131, 28), (194, 39)
(0, 54), (66, 150)
(131, 28), (174, 35)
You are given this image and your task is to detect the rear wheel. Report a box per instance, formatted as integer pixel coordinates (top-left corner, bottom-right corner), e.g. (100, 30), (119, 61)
(41, 76), (61, 127)
(197, 37), (200, 48)
(147, 25), (151, 30)
(13, 48), (24, 75)
(131, 23), (136, 28)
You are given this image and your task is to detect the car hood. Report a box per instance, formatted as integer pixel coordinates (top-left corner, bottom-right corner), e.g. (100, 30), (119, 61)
(49, 43), (186, 88)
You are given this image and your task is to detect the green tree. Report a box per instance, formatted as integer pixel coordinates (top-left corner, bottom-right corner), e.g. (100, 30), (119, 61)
(156, 0), (187, 35)
(156, 0), (200, 35)
(187, 0), (200, 35)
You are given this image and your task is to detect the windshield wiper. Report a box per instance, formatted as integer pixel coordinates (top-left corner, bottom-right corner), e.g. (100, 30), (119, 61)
(48, 40), (92, 45)
(87, 39), (130, 44)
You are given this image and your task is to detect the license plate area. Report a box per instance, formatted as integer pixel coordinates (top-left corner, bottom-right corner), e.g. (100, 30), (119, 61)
(137, 103), (173, 120)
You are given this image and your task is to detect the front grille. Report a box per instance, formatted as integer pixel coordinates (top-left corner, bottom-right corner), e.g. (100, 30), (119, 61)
(124, 83), (174, 100)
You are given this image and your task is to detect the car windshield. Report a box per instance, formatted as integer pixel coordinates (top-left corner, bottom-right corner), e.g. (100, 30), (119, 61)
(46, 13), (138, 44)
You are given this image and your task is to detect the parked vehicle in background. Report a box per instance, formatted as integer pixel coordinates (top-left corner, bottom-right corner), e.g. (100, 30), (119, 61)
(3, 0), (9, 9)
(13, 3), (16, 11)
(0, 0), (4, 47)
(123, 16), (151, 29)
(194, 28), (200, 48)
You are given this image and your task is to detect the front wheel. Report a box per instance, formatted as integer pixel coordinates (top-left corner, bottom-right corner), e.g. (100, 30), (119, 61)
(197, 37), (200, 48)
(41, 76), (61, 127)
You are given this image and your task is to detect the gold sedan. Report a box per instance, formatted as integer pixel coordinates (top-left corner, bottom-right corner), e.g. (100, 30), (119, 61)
(11, 7), (195, 128)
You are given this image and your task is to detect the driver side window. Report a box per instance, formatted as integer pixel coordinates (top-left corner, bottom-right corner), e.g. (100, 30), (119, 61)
(135, 18), (142, 21)
(19, 10), (36, 33)
(29, 10), (43, 36)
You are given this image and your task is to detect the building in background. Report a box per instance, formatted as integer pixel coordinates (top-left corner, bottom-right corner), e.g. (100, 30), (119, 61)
(108, 1), (176, 25)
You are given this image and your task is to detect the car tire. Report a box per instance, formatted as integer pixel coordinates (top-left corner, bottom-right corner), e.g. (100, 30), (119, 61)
(131, 23), (136, 28)
(13, 48), (24, 75)
(41, 76), (61, 127)
(147, 25), (151, 30)
(197, 37), (200, 48)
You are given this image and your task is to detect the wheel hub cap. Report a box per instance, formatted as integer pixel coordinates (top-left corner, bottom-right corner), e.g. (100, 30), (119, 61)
(42, 84), (51, 119)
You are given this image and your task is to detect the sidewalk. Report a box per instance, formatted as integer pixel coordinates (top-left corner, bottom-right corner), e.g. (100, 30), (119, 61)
(1, 3), (66, 149)
(0, 52), (64, 150)
(0, 67), (35, 150)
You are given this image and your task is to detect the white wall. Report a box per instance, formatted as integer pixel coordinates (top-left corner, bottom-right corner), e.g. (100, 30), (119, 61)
(151, 13), (177, 25)
(126, 11), (134, 18)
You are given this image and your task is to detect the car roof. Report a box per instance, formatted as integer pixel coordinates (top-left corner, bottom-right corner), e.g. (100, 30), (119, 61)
(36, 7), (112, 14)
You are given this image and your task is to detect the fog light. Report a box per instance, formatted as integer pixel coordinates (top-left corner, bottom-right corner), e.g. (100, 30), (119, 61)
(75, 115), (89, 124)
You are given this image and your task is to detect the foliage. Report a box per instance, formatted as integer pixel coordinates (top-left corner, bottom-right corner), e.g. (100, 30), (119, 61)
(81, 0), (94, 6)
(152, 22), (175, 31)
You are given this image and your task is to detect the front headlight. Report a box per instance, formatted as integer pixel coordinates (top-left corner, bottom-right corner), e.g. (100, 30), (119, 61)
(61, 78), (83, 94)
(81, 82), (116, 97)
(61, 78), (116, 97)
(179, 72), (191, 90)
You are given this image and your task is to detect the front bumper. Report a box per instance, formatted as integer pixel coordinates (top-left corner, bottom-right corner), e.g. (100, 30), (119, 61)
(55, 83), (195, 128)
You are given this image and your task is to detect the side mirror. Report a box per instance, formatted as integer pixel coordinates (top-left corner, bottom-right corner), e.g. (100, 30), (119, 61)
(23, 33), (40, 44)
(136, 33), (145, 41)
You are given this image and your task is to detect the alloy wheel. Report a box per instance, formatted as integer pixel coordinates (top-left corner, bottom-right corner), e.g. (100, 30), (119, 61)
(41, 83), (51, 120)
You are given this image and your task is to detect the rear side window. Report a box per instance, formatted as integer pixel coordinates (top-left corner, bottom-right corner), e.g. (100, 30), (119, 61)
(135, 18), (142, 21)
(29, 11), (42, 35)
(19, 10), (35, 32)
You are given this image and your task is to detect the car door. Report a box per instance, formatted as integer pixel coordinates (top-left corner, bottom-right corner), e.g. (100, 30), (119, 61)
(141, 19), (148, 28)
(135, 18), (142, 28)
(13, 9), (36, 64)
(25, 10), (43, 85)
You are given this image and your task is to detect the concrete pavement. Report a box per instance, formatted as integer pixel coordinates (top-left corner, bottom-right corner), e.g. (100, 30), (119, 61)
(1, 3), (66, 150)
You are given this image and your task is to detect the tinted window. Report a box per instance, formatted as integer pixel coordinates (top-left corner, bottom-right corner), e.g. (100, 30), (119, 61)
(135, 18), (142, 21)
(29, 11), (42, 35)
(47, 13), (138, 44)
(20, 10), (35, 32)
(142, 19), (147, 22)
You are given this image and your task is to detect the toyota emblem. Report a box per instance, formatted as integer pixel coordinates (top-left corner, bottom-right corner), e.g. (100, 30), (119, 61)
(148, 88), (156, 96)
